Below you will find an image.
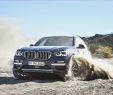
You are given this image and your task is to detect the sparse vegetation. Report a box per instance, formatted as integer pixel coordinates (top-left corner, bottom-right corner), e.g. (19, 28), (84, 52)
(89, 43), (100, 54)
(89, 43), (112, 58)
(95, 46), (112, 58)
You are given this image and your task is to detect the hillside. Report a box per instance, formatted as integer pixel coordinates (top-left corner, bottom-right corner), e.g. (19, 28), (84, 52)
(83, 34), (113, 49)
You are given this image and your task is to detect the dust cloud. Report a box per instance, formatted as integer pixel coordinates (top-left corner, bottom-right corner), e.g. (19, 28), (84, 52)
(75, 57), (113, 80)
(0, 17), (27, 72)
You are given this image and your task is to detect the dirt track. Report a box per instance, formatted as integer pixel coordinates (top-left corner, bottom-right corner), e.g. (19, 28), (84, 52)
(0, 58), (113, 95)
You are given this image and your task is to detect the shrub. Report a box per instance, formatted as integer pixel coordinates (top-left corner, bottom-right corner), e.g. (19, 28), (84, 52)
(94, 46), (112, 58)
(89, 43), (100, 54)
(89, 43), (112, 58)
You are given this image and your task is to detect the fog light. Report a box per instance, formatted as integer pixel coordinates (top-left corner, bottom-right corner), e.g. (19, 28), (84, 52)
(51, 63), (65, 66)
(57, 61), (64, 63)
(14, 62), (22, 65)
(14, 60), (22, 65)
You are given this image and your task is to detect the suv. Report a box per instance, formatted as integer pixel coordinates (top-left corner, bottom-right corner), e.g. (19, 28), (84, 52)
(13, 36), (91, 80)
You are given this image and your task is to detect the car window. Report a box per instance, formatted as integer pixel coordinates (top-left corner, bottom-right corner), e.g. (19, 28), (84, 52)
(35, 37), (73, 46)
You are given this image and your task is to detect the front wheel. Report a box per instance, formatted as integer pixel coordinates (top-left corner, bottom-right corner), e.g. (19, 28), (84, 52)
(64, 56), (75, 81)
(13, 69), (30, 80)
(64, 56), (92, 81)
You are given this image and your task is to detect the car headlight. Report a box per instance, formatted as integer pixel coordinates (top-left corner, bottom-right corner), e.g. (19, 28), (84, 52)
(15, 51), (23, 56)
(54, 51), (67, 56)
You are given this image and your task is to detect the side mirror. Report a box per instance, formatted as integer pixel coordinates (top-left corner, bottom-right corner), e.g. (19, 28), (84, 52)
(30, 44), (34, 46)
(77, 44), (85, 49)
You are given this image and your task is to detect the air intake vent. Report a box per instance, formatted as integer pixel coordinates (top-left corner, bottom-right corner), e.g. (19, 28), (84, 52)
(24, 51), (51, 60)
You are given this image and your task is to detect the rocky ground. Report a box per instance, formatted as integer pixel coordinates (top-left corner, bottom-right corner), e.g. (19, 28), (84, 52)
(0, 58), (113, 95)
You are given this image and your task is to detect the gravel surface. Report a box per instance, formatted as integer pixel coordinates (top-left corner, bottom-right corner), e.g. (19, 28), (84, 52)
(0, 58), (113, 95)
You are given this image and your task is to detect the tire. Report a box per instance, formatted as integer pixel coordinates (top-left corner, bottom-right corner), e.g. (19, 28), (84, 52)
(58, 73), (66, 81)
(64, 56), (92, 81)
(64, 56), (75, 81)
(13, 69), (30, 80)
(73, 57), (93, 81)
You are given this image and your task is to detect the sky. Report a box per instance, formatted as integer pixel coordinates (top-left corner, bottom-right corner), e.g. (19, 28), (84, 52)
(0, 0), (113, 38)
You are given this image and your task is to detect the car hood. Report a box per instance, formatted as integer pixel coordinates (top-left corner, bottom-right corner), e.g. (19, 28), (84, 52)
(18, 46), (73, 51)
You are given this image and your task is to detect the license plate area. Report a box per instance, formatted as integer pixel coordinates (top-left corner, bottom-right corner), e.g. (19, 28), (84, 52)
(28, 61), (45, 66)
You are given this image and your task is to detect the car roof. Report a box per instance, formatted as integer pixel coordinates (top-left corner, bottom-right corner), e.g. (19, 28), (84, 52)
(43, 36), (74, 38)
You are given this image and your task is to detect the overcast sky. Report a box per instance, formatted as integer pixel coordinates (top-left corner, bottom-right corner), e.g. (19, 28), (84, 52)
(0, 0), (113, 38)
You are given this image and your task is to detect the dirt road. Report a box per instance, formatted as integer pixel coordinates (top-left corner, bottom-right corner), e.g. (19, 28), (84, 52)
(0, 58), (113, 95)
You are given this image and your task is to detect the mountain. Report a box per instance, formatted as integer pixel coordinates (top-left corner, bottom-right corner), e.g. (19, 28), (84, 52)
(82, 33), (113, 49)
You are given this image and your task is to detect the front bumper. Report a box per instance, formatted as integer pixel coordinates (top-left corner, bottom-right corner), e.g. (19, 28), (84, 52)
(13, 61), (67, 73)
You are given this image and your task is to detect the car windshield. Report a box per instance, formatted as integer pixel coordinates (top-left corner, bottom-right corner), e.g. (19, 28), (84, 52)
(35, 37), (73, 46)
